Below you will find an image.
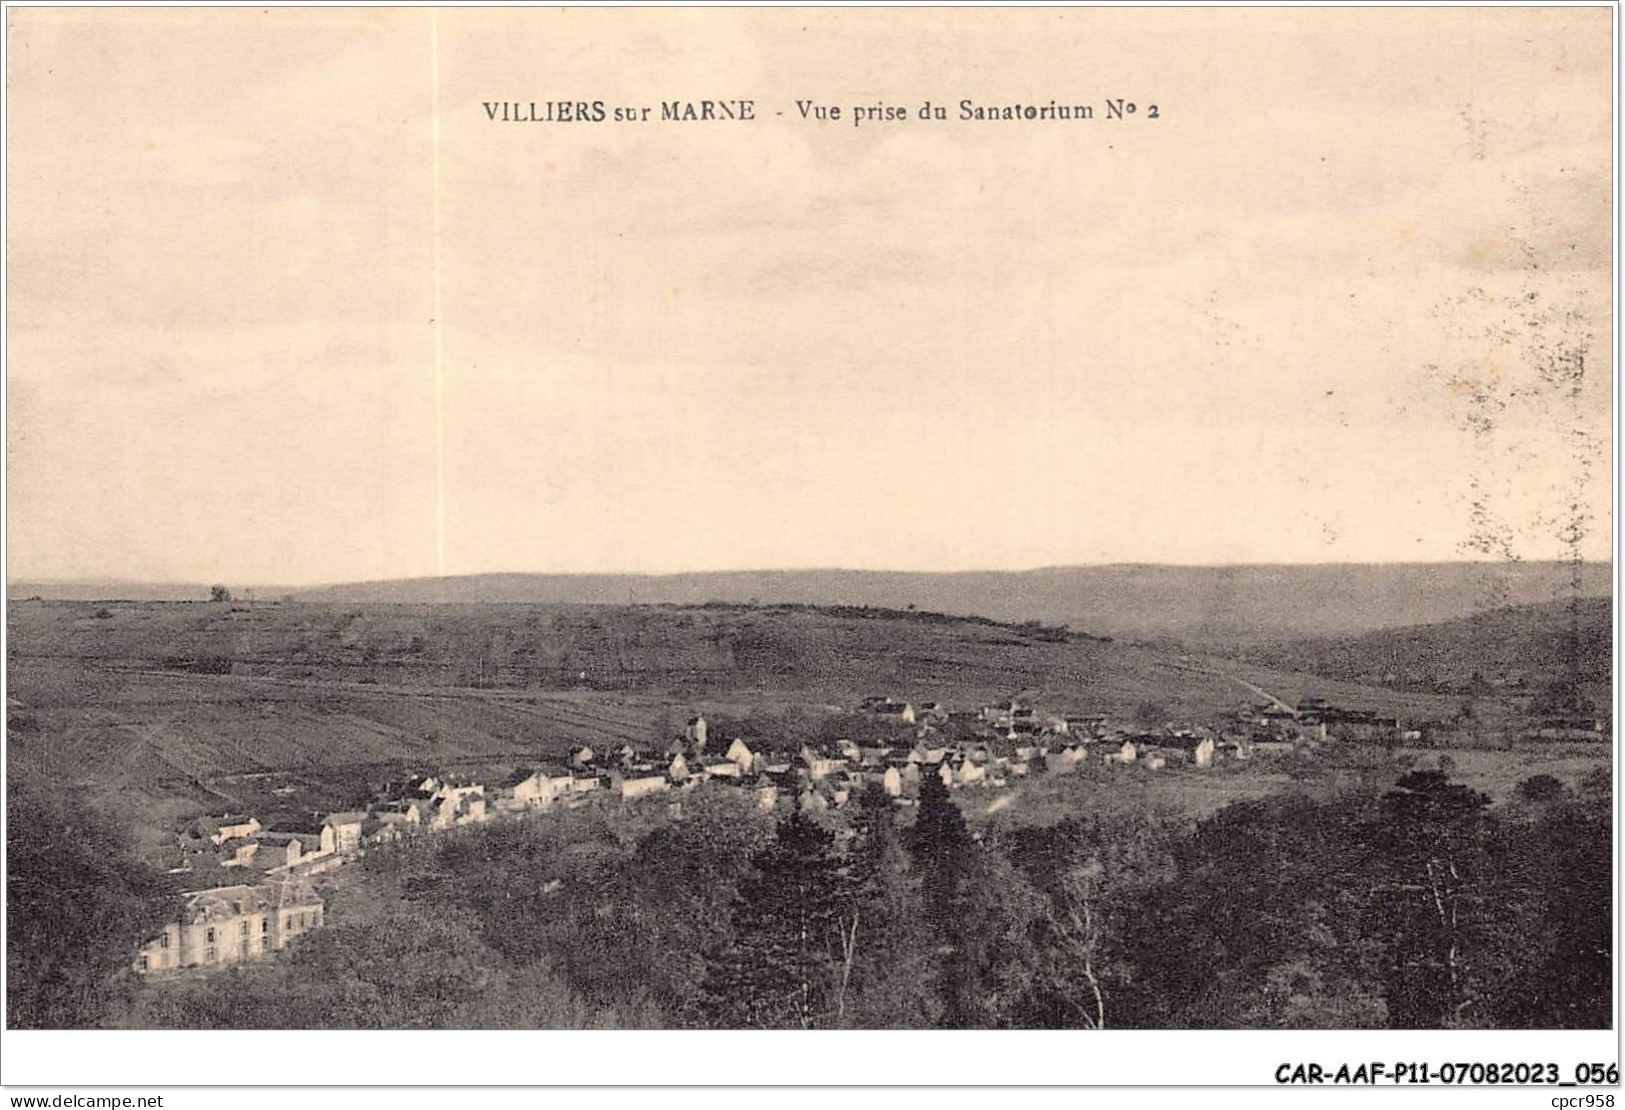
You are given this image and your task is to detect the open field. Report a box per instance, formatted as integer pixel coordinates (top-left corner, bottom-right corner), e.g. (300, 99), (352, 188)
(9, 597), (1477, 714)
(5, 596), (1599, 854)
(1392, 742), (1611, 801)
(971, 758), (1299, 829)
(6, 660), (665, 852)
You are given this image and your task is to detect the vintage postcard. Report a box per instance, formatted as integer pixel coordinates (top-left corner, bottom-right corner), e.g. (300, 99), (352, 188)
(3, 3), (1616, 1095)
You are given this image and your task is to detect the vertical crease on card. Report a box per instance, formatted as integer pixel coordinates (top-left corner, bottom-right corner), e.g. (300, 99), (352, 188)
(431, 7), (446, 577)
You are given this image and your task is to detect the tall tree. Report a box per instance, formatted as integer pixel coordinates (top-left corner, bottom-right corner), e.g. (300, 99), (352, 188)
(703, 810), (849, 1028)
(951, 840), (1048, 1028)
(1366, 770), (1493, 1027)
(905, 771), (979, 1025)
(837, 785), (940, 1027)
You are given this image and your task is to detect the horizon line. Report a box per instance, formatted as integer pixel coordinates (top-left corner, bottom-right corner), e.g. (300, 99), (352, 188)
(7, 555), (1613, 594)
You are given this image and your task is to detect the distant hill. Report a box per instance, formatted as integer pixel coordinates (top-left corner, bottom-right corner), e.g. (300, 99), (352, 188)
(8, 579), (230, 602)
(13, 561), (1609, 646)
(1239, 597), (1612, 700)
(278, 562), (1610, 646)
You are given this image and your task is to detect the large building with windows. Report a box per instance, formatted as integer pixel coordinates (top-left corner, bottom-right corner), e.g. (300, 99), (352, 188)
(134, 880), (325, 975)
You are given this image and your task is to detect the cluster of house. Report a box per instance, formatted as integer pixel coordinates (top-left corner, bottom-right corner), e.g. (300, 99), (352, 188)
(1238, 697), (1405, 746)
(133, 773), (507, 976)
(849, 692), (1417, 771)
(490, 693), (1414, 820)
(134, 691), (1411, 977)
(499, 705), (1247, 818)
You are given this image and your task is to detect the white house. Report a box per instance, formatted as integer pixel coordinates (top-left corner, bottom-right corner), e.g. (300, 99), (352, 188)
(954, 761), (987, 788)
(882, 766), (903, 797)
(874, 702), (916, 726)
(1147, 734), (1218, 769)
(801, 747), (847, 781)
(700, 757), (742, 780)
(374, 799), (427, 825)
(1066, 714), (1109, 737)
(980, 702), (1017, 730)
(619, 772), (670, 801)
(320, 812), (366, 855)
(252, 832), (314, 872)
(364, 812), (415, 844)
(210, 815), (262, 845)
(134, 881), (324, 975)
(725, 738), (755, 773)
(508, 767), (576, 808)
(218, 837), (258, 869)
(685, 715), (709, 750)
(427, 784), (487, 829)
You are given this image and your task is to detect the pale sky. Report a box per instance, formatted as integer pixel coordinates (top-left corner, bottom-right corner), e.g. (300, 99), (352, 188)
(7, 7), (1614, 585)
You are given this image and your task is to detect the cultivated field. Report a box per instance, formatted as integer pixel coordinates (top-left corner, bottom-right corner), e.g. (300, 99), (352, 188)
(4, 596), (1593, 853)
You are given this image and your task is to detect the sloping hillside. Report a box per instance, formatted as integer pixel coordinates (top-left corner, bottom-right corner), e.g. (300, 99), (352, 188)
(1238, 597), (1611, 700)
(9, 598), (1245, 713)
(285, 561), (1610, 645)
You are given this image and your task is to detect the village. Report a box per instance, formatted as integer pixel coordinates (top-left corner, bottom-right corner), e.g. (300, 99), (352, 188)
(132, 691), (1407, 977)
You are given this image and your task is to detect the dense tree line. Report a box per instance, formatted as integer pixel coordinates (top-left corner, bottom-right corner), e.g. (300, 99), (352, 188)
(10, 760), (1611, 1030)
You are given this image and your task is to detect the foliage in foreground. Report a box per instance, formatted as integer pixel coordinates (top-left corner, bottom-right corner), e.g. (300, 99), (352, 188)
(21, 762), (1613, 1030)
(7, 772), (175, 1028)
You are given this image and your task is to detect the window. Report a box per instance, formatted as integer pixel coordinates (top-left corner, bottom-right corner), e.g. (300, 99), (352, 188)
(301, 912), (309, 928)
(240, 920), (249, 935)
(261, 918), (269, 934)
(138, 955), (149, 972)
(239, 939), (249, 959)
(159, 934), (170, 949)
(205, 946), (217, 963)
(284, 915), (292, 931)
(206, 927), (215, 943)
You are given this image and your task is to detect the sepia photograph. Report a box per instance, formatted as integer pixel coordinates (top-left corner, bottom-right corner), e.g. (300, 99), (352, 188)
(2, 1), (1617, 1094)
